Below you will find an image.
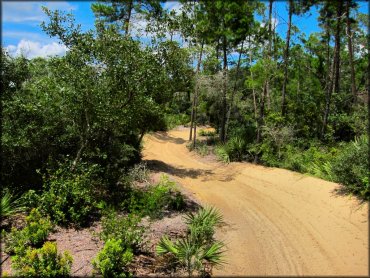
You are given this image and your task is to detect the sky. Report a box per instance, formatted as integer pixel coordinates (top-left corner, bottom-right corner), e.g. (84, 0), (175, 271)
(2, 1), (369, 59)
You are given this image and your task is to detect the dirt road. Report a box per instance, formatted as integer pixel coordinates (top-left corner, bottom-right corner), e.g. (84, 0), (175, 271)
(143, 127), (368, 276)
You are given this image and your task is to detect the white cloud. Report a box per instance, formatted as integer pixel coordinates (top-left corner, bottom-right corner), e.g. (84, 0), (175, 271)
(163, 2), (183, 15)
(260, 17), (279, 30)
(5, 39), (68, 59)
(3, 1), (76, 23)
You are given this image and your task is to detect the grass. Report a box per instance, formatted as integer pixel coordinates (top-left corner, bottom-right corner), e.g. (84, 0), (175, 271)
(1, 189), (25, 218)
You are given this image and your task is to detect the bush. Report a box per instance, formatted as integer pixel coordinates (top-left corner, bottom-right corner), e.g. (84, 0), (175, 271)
(164, 113), (190, 130)
(214, 144), (230, 163)
(92, 238), (133, 278)
(187, 140), (210, 156)
(122, 175), (185, 218)
(38, 161), (102, 226)
(127, 162), (149, 184)
(331, 136), (369, 199)
(198, 129), (216, 137)
(12, 241), (73, 277)
(184, 207), (223, 245)
(279, 142), (336, 177)
(156, 207), (225, 277)
(214, 136), (247, 163)
(226, 136), (247, 162)
(100, 212), (144, 252)
(4, 208), (53, 254)
(20, 189), (41, 212)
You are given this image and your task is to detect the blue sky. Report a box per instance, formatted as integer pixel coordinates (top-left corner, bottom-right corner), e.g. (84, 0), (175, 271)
(2, 1), (369, 59)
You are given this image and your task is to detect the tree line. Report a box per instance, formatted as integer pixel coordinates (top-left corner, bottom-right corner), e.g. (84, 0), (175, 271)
(2, 0), (369, 200)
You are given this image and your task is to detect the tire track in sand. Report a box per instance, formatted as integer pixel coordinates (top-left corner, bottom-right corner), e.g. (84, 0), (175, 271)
(143, 128), (368, 276)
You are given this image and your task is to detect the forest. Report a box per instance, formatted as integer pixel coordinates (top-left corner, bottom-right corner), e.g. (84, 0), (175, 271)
(1, 0), (369, 277)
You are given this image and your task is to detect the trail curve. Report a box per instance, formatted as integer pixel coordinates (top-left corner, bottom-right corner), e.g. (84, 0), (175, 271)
(143, 127), (368, 276)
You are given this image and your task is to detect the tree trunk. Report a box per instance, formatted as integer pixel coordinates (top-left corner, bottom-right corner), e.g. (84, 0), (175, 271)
(346, 0), (357, 103)
(254, 82), (267, 163)
(321, 28), (333, 139)
(266, 0), (274, 111)
(225, 41), (244, 140)
(281, 0), (293, 116)
(332, 2), (343, 96)
(124, 0), (133, 36)
(219, 36), (228, 143)
(255, 0), (274, 162)
(192, 41), (205, 148)
(189, 93), (196, 140)
(321, 1), (343, 138)
(189, 40), (204, 141)
(72, 106), (90, 171)
(248, 35), (258, 123)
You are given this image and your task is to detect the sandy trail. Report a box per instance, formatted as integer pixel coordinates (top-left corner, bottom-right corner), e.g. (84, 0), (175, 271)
(143, 128), (368, 276)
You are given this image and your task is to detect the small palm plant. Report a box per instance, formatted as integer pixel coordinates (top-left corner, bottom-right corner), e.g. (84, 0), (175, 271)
(1, 189), (25, 218)
(156, 207), (225, 276)
(184, 206), (224, 244)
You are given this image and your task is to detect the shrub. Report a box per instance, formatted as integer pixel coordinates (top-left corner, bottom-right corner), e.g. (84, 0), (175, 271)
(187, 140), (209, 156)
(92, 238), (133, 278)
(127, 162), (149, 183)
(38, 161), (101, 226)
(164, 113), (190, 130)
(4, 228), (28, 255)
(214, 136), (247, 163)
(23, 209), (53, 247)
(198, 129), (216, 137)
(4, 208), (53, 254)
(122, 175), (185, 218)
(282, 143), (335, 176)
(214, 145), (230, 163)
(19, 189), (40, 212)
(1, 189), (25, 218)
(184, 207), (223, 244)
(225, 136), (247, 162)
(156, 207), (225, 277)
(100, 211), (144, 252)
(12, 241), (73, 277)
(331, 135), (369, 199)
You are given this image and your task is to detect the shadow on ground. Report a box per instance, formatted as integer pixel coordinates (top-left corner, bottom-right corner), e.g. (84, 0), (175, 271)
(144, 159), (213, 180)
(330, 186), (367, 209)
(151, 132), (187, 145)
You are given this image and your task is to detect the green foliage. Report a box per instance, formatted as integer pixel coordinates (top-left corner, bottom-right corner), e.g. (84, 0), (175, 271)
(198, 129), (216, 137)
(4, 208), (53, 255)
(92, 238), (133, 278)
(187, 140), (210, 157)
(37, 161), (101, 226)
(157, 236), (224, 277)
(225, 136), (247, 162)
(12, 241), (73, 277)
(19, 189), (41, 212)
(127, 162), (150, 184)
(184, 207), (224, 245)
(331, 136), (369, 199)
(214, 144), (230, 163)
(122, 175), (186, 218)
(1, 189), (25, 218)
(100, 211), (144, 252)
(214, 136), (247, 163)
(164, 113), (190, 130)
(3, 6), (180, 194)
(156, 207), (225, 276)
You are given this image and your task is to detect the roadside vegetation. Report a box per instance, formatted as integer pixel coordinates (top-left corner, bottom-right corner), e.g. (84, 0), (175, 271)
(1, 0), (368, 276)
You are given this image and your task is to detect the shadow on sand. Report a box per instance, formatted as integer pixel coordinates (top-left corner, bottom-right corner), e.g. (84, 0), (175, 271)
(144, 159), (213, 179)
(151, 132), (187, 145)
(330, 186), (367, 210)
